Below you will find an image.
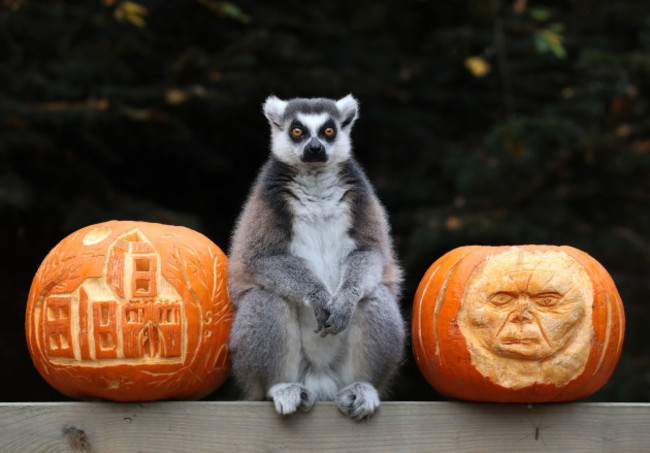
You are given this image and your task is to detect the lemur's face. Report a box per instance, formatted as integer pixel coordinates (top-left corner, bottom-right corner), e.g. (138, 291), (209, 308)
(263, 95), (359, 166)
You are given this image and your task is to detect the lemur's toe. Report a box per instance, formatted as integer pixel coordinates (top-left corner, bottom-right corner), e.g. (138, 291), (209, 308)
(299, 387), (316, 411)
(335, 382), (380, 421)
(268, 383), (315, 415)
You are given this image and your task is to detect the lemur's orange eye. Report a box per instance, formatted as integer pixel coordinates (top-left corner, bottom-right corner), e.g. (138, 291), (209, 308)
(291, 128), (303, 137)
(324, 127), (335, 137)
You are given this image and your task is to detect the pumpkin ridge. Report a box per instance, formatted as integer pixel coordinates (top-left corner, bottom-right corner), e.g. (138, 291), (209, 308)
(412, 246), (475, 385)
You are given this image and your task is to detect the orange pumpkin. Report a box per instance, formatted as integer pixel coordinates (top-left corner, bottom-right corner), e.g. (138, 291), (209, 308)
(412, 245), (625, 402)
(25, 221), (232, 401)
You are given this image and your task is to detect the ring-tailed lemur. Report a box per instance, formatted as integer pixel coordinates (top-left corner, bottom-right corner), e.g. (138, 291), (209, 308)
(228, 95), (405, 421)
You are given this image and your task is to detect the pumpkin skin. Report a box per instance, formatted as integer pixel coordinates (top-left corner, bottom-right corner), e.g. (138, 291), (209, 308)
(25, 221), (232, 401)
(412, 245), (625, 402)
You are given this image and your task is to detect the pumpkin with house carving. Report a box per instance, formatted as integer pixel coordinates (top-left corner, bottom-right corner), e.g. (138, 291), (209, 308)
(25, 221), (232, 401)
(412, 245), (625, 402)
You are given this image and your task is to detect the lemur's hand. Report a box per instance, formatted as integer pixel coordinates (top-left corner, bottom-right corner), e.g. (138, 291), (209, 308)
(310, 287), (332, 334)
(320, 288), (361, 337)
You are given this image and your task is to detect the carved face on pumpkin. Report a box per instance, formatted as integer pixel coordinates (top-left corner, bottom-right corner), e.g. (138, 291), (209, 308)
(458, 249), (594, 388)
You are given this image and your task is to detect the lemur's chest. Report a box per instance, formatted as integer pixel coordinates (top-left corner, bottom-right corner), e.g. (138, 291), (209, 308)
(288, 169), (356, 292)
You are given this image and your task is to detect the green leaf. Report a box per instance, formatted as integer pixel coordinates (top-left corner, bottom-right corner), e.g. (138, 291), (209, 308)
(530, 7), (551, 21)
(534, 29), (567, 59)
(197, 0), (251, 24)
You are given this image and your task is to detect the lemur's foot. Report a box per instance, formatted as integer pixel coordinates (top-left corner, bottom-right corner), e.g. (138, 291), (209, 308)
(335, 382), (380, 421)
(268, 383), (316, 415)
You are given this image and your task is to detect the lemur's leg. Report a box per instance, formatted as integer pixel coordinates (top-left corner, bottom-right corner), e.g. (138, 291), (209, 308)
(229, 287), (315, 414)
(335, 284), (405, 421)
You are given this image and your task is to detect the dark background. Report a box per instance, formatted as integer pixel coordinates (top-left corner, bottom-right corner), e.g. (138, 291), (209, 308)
(1, 0), (649, 402)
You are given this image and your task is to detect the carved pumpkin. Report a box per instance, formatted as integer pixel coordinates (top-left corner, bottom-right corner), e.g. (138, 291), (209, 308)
(25, 221), (232, 401)
(412, 245), (625, 402)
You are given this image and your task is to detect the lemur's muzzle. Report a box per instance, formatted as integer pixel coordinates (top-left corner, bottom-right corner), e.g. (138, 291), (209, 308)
(302, 137), (327, 162)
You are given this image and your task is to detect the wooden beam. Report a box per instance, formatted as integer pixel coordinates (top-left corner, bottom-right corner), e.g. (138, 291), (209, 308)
(1, 402), (649, 452)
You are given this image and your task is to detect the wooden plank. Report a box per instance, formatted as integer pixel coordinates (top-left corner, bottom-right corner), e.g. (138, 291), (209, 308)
(1, 402), (649, 453)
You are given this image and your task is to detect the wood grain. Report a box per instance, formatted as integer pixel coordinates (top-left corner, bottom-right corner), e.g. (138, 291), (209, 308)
(1, 402), (649, 452)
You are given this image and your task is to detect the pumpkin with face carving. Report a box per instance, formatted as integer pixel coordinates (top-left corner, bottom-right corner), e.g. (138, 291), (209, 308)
(412, 245), (625, 402)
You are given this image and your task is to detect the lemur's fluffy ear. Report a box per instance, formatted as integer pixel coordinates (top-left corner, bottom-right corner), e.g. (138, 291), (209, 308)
(336, 94), (359, 129)
(263, 95), (287, 129)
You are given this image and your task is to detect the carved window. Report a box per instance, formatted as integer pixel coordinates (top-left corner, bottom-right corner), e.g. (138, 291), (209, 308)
(44, 296), (74, 358)
(132, 254), (156, 297)
(159, 306), (180, 324)
(125, 307), (145, 324)
(93, 300), (118, 358)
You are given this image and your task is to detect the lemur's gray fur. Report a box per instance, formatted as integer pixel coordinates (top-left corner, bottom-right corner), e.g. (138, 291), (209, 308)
(228, 95), (405, 421)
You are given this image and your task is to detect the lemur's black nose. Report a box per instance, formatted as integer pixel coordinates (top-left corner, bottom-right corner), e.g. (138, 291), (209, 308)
(302, 138), (327, 162)
(308, 137), (324, 152)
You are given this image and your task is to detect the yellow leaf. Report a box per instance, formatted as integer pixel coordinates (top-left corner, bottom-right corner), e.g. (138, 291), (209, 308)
(539, 29), (563, 46)
(561, 87), (574, 99)
(445, 216), (463, 231)
(165, 89), (188, 106)
(535, 29), (566, 59)
(465, 56), (491, 78)
(114, 1), (148, 27)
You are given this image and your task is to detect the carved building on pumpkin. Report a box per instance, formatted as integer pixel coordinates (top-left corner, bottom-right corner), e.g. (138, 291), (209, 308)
(42, 229), (186, 364)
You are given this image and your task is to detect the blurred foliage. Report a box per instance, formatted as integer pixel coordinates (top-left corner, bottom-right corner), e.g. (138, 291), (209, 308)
(1, 0), (649, 402)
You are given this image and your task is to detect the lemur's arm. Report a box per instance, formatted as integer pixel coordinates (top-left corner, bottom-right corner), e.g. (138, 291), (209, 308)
(318, 246), (384, 336)
(250, 254), (331, 328)
(338, 247), (383, 300)
(250, 254), (330, 304)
